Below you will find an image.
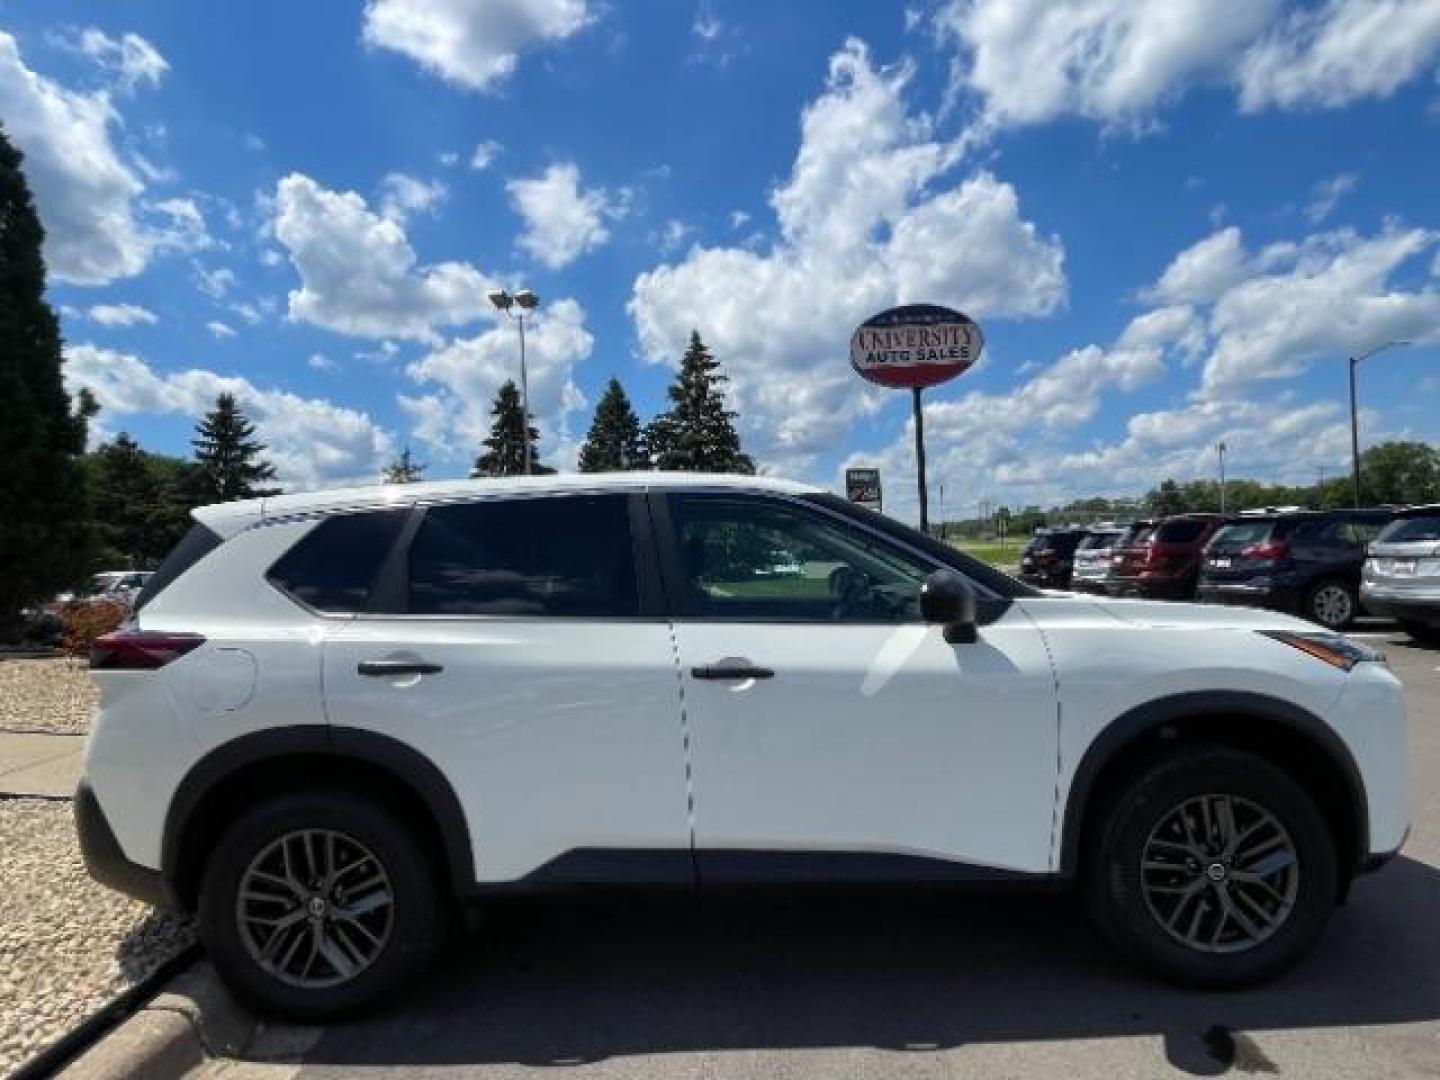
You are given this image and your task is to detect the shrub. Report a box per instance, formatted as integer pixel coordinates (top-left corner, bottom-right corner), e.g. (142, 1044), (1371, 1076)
(59, 601), (126, 658)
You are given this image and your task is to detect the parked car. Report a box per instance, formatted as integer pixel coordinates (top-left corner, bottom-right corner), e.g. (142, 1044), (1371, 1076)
(1070, 527), (1125, 593)
(77, 474), (1407, 1018)
(1106, 515), (1222, 600)
(55, 571), (153, 610)
(1198, 509), (1393, 630)
(1361, 504), (1440, 643)
(1017, 527), (1088, 589)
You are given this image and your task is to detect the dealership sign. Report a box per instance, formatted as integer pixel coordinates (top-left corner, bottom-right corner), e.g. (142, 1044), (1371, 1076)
(849, 303), (984, 390)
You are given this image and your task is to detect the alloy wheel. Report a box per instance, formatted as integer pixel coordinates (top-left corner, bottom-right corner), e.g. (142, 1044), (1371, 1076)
(1311, 584), (1353, 628)
(1139, 794), (1300, 954)
(235, 829), (395, 988)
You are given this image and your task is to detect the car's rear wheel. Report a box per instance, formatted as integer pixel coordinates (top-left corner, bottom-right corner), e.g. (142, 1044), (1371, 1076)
(1085, 746), (1337, 988)
(1305, 579), (1356, 630)
(199, 790), (445, 1020)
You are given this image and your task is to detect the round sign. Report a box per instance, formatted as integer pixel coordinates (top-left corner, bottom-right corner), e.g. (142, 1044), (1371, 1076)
(849, 304), (984, 390)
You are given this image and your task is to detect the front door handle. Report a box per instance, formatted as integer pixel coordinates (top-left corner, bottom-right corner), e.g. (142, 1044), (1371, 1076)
(692, 659), (774, 681)
(357, 658), (444, 677)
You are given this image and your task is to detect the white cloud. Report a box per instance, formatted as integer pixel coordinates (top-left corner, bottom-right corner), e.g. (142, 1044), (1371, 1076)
(629, 40), (1065, 472)
(469, 138), (503, 170)
(64, 344), (395, 488)
(362, 0), (593, 91)
(1148, 227), (1253, 305)
(308, 352), (338, 372)
(378, 172), (448, 221)
(729, 209), (750, 229)
(193, 264), (237, 299)
(507, 162), (620, 268)
(84, 303), (157, 327)
(151, 197), (215, 254)
(0, 31), (147, 284)
(75, 28), (168, 93)
(1238, 0), (1440, 112)
(936, 0), (1440, 129)
(271, 172), (493, 341)
(692, 4), (724, 43)
(1305, 172), (1358, 224)
(658, 218), (692, 252)
(400, 297), (593, 461)
(206, 320), (237, 339)
(936, 0), (1278, 129)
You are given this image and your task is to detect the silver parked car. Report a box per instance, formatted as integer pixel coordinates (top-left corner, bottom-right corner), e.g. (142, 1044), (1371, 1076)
(1070, 528), (1123, 593)
(1362, 505), (1440, 643)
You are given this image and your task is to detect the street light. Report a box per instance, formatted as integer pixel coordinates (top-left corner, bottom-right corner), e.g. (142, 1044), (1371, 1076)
(1349, 340), (1410, 507)
(488, 288), (540, 475)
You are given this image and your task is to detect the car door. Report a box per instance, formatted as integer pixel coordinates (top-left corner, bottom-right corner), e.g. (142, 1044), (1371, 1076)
(321, 492), (691, 884)
(655, 490), (1060, 878)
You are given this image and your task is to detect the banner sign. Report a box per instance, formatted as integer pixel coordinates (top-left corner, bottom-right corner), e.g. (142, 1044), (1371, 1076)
(845, 467), (882, 511)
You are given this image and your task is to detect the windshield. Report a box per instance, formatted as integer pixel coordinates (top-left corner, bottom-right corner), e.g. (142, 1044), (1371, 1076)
(1375, 514), (1440, 544)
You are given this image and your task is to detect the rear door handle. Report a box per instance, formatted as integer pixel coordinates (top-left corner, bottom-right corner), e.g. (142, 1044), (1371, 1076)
(692, 660), (774, 681)
(357, 658), (444, 677)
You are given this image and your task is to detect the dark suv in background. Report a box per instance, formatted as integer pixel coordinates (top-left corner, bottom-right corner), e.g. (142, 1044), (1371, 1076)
(1198, 508), (1393, 630)
(1017, 528), (1088, 589)
(1106, 515), (1222, 600)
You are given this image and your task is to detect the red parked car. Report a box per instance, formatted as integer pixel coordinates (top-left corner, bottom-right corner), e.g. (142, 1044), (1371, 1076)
(1105, 514), (1224, 600)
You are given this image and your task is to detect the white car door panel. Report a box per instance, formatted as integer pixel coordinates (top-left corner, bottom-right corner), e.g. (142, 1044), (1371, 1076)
(659, 492), (1060, 876)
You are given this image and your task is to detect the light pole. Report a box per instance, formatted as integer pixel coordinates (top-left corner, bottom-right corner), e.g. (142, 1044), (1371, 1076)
(1348, 340), (1409, 507)
(488, 288), (540, 475)
(1216, 441), (1227, 515)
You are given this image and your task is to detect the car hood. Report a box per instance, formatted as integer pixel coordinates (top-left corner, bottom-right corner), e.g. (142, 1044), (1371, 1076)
(1017, 594), (1318, 633)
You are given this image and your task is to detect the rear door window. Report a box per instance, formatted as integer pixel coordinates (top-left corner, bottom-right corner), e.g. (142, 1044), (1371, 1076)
(404, 495), (639, 617)
(268, 510), (410, 614)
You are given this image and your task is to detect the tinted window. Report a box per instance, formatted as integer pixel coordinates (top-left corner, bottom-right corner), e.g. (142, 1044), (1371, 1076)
(1119, 524), (1154, 547)
(1155, 519), (1208, 543)
(1209, 522), (1273, 552)
(669, 495), (933, 622)
(1376, 514), (1440, 543)
(1078, 532), (1122, 550)
(134, 523), (223, 612)
(1290, 518), (1343, 546)
(269, 510), (408, 613)
(406, 495), (638, 617)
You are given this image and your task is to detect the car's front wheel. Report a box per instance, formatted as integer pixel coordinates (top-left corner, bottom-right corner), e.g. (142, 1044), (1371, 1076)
(1305, 578), (1356, 630)
(1085, 746), (1337, 989)
(198, 789), (446, 1020)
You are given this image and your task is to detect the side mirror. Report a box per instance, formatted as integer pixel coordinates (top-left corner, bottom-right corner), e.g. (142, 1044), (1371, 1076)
(920, 569), (978, 644)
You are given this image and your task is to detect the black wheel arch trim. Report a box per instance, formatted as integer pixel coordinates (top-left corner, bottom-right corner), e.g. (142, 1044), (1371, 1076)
(1059, 690), (1370, 877)
(162, 725), (475, 904)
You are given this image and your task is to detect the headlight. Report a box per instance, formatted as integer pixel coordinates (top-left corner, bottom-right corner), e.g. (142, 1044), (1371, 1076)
(1258, 630), (1384, 671)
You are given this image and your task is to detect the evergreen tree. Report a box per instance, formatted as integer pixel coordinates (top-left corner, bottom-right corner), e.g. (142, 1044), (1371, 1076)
(0, 125), (96, 633)
(92, 433), (168, 567)
(471, 380), (554, 476)
(191, 392), (278, 502)
(382, 446), (427, 484)
(645, 331), (754, 474)
(578, 377), (649, 472)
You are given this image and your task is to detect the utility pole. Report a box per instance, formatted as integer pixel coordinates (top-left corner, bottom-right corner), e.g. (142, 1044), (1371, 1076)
(1349, 341), (1411, 507)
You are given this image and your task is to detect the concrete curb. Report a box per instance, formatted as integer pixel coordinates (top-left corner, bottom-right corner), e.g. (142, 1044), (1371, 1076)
(55, 961), (255, 1079)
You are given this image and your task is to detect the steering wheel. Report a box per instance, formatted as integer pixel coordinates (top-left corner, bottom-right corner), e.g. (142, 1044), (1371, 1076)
(828, 566), (874, 620)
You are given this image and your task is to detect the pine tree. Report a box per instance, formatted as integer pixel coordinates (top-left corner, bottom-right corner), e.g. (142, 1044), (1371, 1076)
(191, 392), (279, 502)
(471, 380), (555, 477)
(578, 377), (650, 472)
(92, 433), (168, 567)
(645, 331), (754, 474)
(0, 125), (96, 634)
(382, 446), (427, 484)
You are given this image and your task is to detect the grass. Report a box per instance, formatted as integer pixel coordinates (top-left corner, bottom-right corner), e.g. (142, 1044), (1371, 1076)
(948, 540), (1020, 567)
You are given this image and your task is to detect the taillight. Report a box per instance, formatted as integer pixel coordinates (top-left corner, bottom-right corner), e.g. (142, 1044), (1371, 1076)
(1242, 541), (1289, 560)
(90, 630), (206, 670)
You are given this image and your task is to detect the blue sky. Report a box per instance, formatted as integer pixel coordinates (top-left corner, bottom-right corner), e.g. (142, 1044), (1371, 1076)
(2, 0), (1438, 518)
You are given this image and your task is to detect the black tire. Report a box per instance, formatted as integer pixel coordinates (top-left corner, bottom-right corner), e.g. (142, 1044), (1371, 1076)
(1084, 746), (1337, 989)
(1304, 578), (1357, 630)
(1400, 620), (1440, 645)
(198, 789), (446, 1020)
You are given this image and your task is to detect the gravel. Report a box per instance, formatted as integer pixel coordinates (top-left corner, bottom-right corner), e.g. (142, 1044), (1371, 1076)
(0, 658), (97, 734)
(0, 798), (194, 1076)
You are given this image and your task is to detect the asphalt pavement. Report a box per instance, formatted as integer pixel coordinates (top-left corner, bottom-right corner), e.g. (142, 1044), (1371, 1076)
(199, 630), (1440, 1079)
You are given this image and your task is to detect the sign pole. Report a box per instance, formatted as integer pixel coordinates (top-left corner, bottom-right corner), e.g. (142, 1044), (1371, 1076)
(912, 386), (928, 534)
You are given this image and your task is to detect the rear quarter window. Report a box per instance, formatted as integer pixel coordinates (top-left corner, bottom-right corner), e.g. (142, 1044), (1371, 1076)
(1154, 519), (1207, 544)
(1377, 515), (1440, 543)
(267, 510), (409, 613)
(134, 523), (223, 612)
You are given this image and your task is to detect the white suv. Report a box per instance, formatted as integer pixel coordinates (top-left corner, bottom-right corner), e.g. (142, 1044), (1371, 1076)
(76, 474), (1409, 1018)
